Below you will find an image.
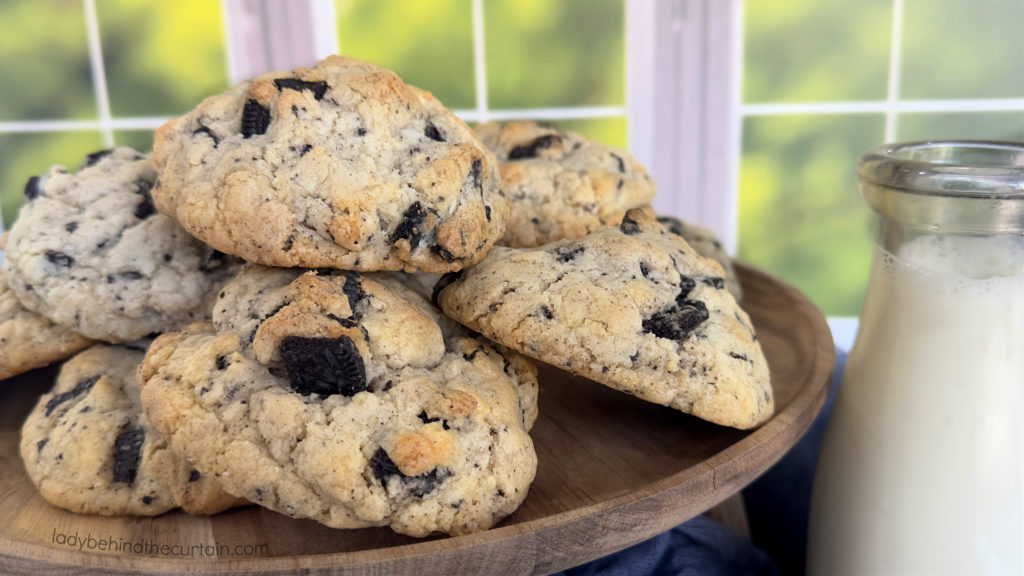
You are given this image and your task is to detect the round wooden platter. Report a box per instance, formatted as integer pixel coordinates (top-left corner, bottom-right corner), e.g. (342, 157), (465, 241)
(0, 263), (834, 575)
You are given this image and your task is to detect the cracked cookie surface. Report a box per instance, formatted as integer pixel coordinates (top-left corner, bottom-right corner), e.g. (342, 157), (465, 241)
(2, 147), (238, 343)
(153, 56), (508, 273)
(474, 121), (655, 248)
(140, 265), (537, 536)
(656, 215), (743, 301)
(0, 268), (93, 380)
(434, 209), (773, 430)
(19, 344), (242, 516)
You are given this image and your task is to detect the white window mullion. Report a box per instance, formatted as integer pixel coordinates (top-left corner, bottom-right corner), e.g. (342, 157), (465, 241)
(82, 0), (114, 147)
(626, 0), (740, 253)
(625, 0), (658, 170)
(456, 106), (625, 123)
(627, 0), (678, 219)
(725, 0), (745, 255)
(0, 108), (631, 135)
(884, 0), (906, 142)
(222, 0), (323, 83)
(220, 0), (240, 84)
(741, 98), (1024, 117)
(471, 0), (490, 124)
(311, 0), (339, 60)
(223, 0), (270, 83)
(705, 0), (741, 255)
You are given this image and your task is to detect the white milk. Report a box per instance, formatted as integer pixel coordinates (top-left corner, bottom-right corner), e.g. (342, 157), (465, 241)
(808, 234), (1024, 575)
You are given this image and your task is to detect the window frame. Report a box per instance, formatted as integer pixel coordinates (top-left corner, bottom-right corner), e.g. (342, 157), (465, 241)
(625, 0), (741, 253)
(5, 0), (1024, 232)
(6, 0), (1022, 345)
(0, 0), (633, 229)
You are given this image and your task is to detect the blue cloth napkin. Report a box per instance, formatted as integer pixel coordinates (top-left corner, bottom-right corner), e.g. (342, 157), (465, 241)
(552, 349), (847, 576)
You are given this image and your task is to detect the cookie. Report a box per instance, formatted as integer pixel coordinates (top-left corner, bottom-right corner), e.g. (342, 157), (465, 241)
(373, 271), (539, 432)
(0, 268), (93, 380)
(2, 147), (238, 343)
(434, 209), (773, 430)
(152, 55), (508, 273)
(656, 215), (743, 301)
(139, 265), (538, 537)
(19, 344), (242, 516)
(474, 121), (655, 248)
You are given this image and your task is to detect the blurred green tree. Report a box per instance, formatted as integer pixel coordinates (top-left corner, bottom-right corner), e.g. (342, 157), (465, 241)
(337, 0), (476, 110)
(97, 0), (229, 117)
(334, 0), (627, 148)
(0, 0), (95, 122)
(484, 0), (624, 110)
(0, 0), (228, 228)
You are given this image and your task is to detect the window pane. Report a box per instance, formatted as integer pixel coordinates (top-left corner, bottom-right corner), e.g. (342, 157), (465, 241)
(897, 112), (1024, 142)
(114, 130), (157, 153)
(738, 114), (885, 316)
(336, 0), (475, 110)
(743, 0), (891, 103)
(0, 0), (95, 121)
(0, 132), (105, 229)
(901, 0), (1024, 99)
(552, 117), (627, 150)
(485, 0), (624, 109)
(97, 0), (229, 116)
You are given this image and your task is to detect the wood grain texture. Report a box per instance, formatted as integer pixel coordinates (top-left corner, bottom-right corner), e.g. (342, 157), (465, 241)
(0, 263), (834, 575)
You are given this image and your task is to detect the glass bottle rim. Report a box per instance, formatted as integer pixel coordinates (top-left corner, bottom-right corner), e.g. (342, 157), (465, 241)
(858, 140), (1024, 199)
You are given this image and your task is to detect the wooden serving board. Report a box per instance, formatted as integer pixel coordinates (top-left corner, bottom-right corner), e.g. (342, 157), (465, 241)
(0, 264), (834, 575)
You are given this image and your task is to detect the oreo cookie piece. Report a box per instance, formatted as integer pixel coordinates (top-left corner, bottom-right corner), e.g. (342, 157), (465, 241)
(241, 99), (271, 138)
(280, 335), (367, 396)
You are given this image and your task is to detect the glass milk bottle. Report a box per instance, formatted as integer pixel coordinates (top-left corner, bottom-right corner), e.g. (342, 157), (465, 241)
(808, 141), (1024, 575)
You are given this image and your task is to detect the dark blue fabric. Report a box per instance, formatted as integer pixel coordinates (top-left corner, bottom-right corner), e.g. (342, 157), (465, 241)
(559, 516), (777, 576)
(552, 349), (847, 576)
(742, 348), (845, 576)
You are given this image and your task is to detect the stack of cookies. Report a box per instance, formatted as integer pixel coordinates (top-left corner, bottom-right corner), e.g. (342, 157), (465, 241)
(3, 55), (772, 538)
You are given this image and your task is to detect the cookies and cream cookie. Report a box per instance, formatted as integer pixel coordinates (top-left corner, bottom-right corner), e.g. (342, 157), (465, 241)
(139, 265), (538, 536)
(0, 267), (93, 380)
(152, 56), (507, 273)
(19, 344), (242, 516)
(433, 209), (772, 430)
(2, 148), (237, 343)
(475, 121), (655, 248)
(656, 215), (743, 301)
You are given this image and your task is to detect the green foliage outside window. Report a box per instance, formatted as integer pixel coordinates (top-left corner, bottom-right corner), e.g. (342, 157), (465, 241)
(0, 0), (227, 229)
(336, 0), (627, 148)
(337, 0), (476, 110)
(97, 0), (229, 117)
